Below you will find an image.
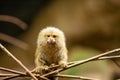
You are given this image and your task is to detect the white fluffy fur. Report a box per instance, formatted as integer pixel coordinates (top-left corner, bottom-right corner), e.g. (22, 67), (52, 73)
(37, 26), (66, 47)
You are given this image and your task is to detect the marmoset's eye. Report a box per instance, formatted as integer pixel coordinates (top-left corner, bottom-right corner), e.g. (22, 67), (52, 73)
(47, 35), (50, 37)
(53, 35), (56, 38)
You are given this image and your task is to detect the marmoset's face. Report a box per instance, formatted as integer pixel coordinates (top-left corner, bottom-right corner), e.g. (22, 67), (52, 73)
(45, 31), (59, 45)
(38, 27), (65, 47)
(46, 35), (56, 44)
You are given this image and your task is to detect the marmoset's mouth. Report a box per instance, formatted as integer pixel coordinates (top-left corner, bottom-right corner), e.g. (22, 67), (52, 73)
(47, 41), (56, 45)
(47, 38), (56, 44)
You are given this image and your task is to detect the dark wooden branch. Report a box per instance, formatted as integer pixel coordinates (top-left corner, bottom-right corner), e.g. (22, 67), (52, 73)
(1, 43), (120, 80)
(55, 74), (99, 80)
(0, 44), (40, 80)
(99, 55), (120, 60)
(0, 73), (98, 80)
(41, 48), (120, 78)
(0, 67), (25, 75)
(47, 55), (120, 71)
(0, 74), (17, 77)
(3, 74), (26, 80)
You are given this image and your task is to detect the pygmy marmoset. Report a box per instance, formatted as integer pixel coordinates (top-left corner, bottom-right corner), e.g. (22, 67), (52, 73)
(34, 27), (68, 76)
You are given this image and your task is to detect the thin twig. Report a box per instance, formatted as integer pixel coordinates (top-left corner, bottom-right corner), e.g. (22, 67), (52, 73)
(0, 67), (49, 80)
(0, 67), (27, 80)
(55, 74), (99, 80)
(0, 44), (48, 80)
(0, 73), (26, 80)
(0, 67), (25, 75)
(1, 43), (120, 80)
(9, 50), (120, 79)
(0, 74), (17, 77)
(99, 55), (120, 60)
(3, 74), (50, 80)
(0, 73), (99, 80)
(41, 48), (120, 78)
(3, 74), (26, 80)
(47, 55), (120, 70)
(3, 54), (120, 80)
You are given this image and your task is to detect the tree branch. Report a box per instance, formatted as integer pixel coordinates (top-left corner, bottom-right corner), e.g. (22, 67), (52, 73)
(46, 55), (120, 70)
(0, 43), (48, 80)
(0, 67), (25, 75)
(55, 74), (99, 80)
(0, 73), (98, 80)
(41, 48), (120, 78)
(1, 43), (120, 80)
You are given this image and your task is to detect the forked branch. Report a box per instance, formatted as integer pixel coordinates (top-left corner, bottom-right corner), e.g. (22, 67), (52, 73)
(1, 43), (120, 80)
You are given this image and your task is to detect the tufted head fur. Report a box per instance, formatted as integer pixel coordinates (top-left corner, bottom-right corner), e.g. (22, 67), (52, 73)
(37, 27), (66, 48)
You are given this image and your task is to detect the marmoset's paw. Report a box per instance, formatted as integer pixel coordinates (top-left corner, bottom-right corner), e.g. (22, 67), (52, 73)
(59, 61), (68, 68)
(33, 66), (43, 74)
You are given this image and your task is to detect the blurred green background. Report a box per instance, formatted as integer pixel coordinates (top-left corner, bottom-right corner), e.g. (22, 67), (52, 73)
(1, 0), (120, 80)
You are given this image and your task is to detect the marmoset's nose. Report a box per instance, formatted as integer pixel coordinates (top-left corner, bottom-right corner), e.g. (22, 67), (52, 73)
(47, 37), (56, 44)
